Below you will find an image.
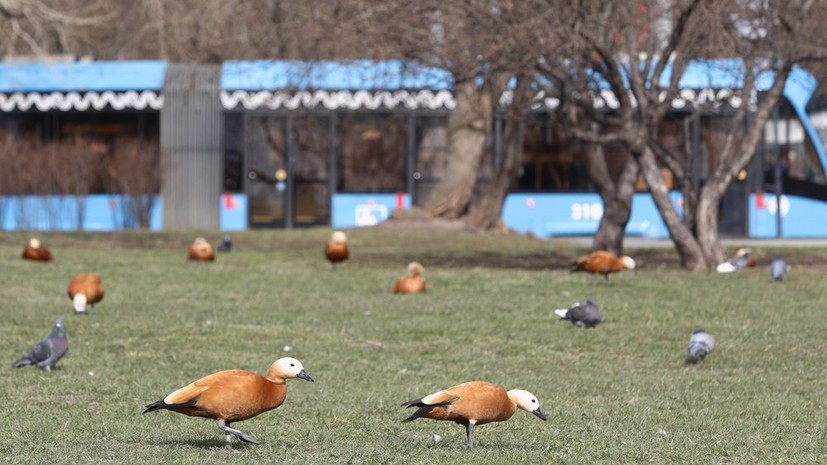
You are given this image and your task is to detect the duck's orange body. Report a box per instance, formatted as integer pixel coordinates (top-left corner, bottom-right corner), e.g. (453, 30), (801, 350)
(325, 231), (349, 267)
(570, 250), (635, 284)
(394, 262), (426, 294)
(67, 273), (104, 313)
(155, 369), (288, 422)
(402, 381), (546, 447)
(22, 238), (52, 262)
(188, 238), (215, 261)
(143, 357), (313, 448)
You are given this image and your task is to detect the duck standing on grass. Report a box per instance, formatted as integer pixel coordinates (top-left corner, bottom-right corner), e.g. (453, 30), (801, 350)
(402, 381), (547, 447)
(67, 273), (105, 314)
(143, 357), (313, 449)
(324, 231), (349, 269)
(570, 251), (635, 285)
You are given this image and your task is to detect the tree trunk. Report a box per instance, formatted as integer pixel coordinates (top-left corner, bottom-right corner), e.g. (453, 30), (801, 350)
(635, 146), (709, 269)
(465, 75), (531, 230)
(588, 145), (639, 255)
(424, 79), (493, 219)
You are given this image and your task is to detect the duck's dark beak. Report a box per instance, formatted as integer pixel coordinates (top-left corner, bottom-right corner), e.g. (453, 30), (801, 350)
(297, 370), (314, 382)
(532, 408), (548, 421)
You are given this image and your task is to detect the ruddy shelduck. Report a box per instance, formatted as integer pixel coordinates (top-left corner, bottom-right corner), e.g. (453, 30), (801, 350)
(716, 247), (753, 273)
(324, 231), (349, 269)
(188, 237), (215, 262)
(402, 381), (547, 447)
(394, 262), (427, 294)
(22, 238), (52, 262)
(570, 250), (635, 285)
(143, 357), (313, 448)
(67, 273), (104, 314)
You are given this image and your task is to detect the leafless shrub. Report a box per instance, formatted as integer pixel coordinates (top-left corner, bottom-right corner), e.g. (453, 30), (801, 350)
(105, 136), (161, 229)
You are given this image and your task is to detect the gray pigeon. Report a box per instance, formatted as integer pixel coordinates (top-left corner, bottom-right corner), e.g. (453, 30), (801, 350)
(217, 234), (232, 252)
(685, 328), (714, 364)
(13, 319), (68, 371)
(770, 253), (788, 281)
(554, 298), (602, 328)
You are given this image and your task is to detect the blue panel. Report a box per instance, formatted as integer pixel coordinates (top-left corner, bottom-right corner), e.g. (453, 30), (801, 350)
(502, 193), (681, 238)
(749, 193), (827, 238)
(0, 61), (167, 93)
(222, 60), (453, 91)
(332, 193), (411, 229)
(0, 195), (162, 231)
(220, 192), (247, 231)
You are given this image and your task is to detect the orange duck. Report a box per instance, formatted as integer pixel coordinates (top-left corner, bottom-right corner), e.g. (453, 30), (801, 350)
(67, 273), (104, 314)
(22, 238), (52, 262)
(188, 237), (215, 262)
(570, 250), (636, 285)
(143, 357), (313, 449)
(402, 381), (546, 447)
(324, 231), (349, 269)
(394, 262), (427, 294)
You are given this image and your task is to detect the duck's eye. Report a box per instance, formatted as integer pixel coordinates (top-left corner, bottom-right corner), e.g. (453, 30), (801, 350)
(532, 399), (536, 403)
(290, 363), (295, 367)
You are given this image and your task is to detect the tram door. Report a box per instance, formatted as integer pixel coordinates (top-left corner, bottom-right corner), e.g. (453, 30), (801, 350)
(246, 116), (331, 228)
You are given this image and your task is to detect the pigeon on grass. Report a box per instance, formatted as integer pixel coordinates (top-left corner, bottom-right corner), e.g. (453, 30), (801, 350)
(685, 328), (714, 364)
(13, 319), (68, 371)
(770, 253), (788, 281)
(554, 298), (603, 328)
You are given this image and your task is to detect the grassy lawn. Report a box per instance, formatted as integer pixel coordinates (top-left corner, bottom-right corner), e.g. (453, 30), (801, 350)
(1, 229), (826, 464)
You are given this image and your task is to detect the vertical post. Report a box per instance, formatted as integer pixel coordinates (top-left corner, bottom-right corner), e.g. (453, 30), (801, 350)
(406, 113), (417, 205)
(328, 113), (337, 225)
(772, 107), (783, 238)
(285, 118), (295, 229)
(691, 116), (701, 194)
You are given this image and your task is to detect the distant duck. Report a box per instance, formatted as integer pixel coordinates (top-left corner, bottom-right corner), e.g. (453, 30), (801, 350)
(217, 234), (232, 252)
(553, 298), (602, 328)
(324, 231), (349, 269)
(67, 273), (105, 314)
(394, 262), (427, 294)
(770, 253), (789, 281)
(716, 248), (753, 273)
(188, 237), (215, 262)
(22, 238), (52, 262)
(143, 357), (313, 449)
(570, 251), (636, 285)
(402, 381), (547, 447)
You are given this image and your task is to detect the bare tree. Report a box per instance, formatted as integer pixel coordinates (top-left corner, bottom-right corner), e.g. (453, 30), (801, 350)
(537, 0), (827, 268)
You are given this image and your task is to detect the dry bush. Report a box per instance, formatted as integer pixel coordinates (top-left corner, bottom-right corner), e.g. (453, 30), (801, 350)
(105, 136), (161, 229)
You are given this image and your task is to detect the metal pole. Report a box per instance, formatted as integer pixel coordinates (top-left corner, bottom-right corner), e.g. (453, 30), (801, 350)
(772, 107), (782, 238)
(406, 113), (416, 205)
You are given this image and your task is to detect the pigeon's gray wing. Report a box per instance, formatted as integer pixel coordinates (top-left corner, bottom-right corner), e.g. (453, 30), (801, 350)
(36, 336), (67, 369)
(770, 258), (787, 281)
(14, 338), (51, 367)
(568, 302), (602, 327)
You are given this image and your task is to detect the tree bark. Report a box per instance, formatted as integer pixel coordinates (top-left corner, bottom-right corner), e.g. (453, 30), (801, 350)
(465, 75), (531, 230)
(424, 79), (493, 219)
(635, 145), (708, 269)
(587, 144), (639, 255)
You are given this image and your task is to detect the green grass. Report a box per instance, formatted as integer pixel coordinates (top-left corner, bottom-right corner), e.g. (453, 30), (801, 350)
(1, 229), (826, 464)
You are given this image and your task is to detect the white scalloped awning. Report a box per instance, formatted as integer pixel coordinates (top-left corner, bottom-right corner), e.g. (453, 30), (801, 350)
(220, 89), (456, 111)
(0, 90), (163, 112)
(221, 88), (750, 112)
